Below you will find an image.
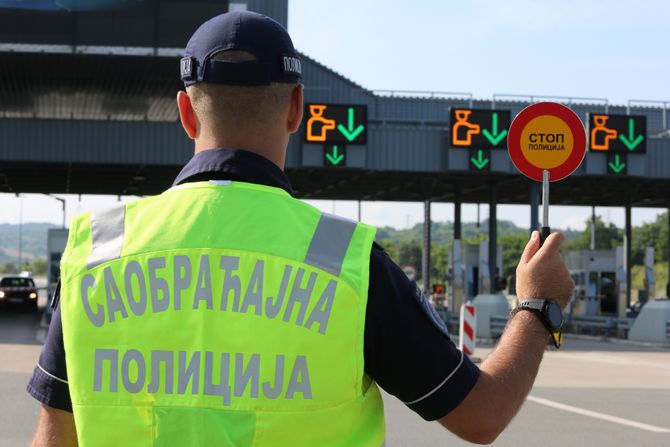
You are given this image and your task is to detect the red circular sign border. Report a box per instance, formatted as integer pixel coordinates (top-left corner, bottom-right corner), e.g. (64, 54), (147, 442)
(507, 102), (586, 182)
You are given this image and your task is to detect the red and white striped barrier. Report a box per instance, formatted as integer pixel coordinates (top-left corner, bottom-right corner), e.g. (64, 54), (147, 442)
(459, 302), (476, 356)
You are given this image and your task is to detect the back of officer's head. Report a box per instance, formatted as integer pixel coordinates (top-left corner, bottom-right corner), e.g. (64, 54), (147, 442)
(186, 51), (296, 135)
(179, 11), (302, 144)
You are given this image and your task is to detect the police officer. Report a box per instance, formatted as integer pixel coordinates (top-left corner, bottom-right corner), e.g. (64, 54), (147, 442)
(28, 11), (574, 446)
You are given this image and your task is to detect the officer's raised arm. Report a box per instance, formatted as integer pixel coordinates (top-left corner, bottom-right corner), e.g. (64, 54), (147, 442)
(438, 231), (574, 444)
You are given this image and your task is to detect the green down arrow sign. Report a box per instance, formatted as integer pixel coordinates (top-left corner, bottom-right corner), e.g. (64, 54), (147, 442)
(481, 112), (508, 147)
(608, 154), (626, 174)
(325, 145), (345, 166)
(470, 149), (490, 170)
(619, 118), (644, 151)
(337, 108), (365, 142)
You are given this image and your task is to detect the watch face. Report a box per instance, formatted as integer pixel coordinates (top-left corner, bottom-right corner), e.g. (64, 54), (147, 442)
(546, 302), (563, 330)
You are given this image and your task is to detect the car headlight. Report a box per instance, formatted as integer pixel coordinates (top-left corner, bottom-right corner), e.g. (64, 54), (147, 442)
(0, 291), (4, 298)
(29, 292), (37, 299)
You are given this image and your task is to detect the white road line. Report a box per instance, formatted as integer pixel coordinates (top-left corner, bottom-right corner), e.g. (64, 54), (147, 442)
(527, 396), (670, 433)
(555, 352), (670, 371)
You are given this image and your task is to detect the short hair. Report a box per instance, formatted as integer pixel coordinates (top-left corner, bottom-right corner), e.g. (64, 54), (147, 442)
(186, 50), (296, 135)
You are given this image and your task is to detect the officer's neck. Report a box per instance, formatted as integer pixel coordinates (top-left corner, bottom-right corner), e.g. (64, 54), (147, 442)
(194, 133), (288, 170)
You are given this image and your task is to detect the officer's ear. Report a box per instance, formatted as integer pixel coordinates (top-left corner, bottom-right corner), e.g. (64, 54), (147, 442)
(286, 84), (303, 134)
(177, 90), (198, 140)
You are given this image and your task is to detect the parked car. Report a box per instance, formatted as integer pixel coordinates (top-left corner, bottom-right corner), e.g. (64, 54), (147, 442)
(0, 276), (39, 311)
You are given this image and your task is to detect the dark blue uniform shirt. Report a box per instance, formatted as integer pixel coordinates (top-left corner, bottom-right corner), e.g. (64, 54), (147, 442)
(27, 148), (479, 421)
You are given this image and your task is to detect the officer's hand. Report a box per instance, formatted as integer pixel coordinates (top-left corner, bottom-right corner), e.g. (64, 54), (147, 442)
(515, 231), (574, 310)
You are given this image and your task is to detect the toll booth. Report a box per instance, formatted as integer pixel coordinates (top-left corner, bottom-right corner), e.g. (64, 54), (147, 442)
(566, 246), (657, 318)
(449, 240), (465, 313)
(642, 247), (655, 302)
(47, 229), (68, 301)
(449, 240), (503, 312)
(565, 249), (621, 316)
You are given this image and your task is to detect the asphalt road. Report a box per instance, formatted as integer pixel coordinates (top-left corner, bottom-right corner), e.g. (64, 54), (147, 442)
(384, 339), (670, 446)
(2, 296), (669, 446)
(0, 302), (46, 447)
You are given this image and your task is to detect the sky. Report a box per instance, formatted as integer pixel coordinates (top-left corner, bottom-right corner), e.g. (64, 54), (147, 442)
(0, 0), (669, 230)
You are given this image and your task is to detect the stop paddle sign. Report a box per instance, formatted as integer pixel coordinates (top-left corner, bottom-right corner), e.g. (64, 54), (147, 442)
(507, 102), (586, 182)
(507, 102), (587, 244)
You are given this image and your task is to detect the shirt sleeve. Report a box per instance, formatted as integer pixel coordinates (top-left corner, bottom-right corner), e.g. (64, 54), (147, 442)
(26, 302), (72, 412)
(363, 242), (480, 421)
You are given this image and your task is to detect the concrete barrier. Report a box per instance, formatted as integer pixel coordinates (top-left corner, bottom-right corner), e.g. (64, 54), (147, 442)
(472, 293), (509, 338)
(628, 299), (670, 343)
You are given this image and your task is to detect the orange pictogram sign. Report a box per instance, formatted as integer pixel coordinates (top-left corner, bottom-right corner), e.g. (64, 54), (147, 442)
(306, 105), (337, 142)
(449, 109), (511, 149)
(590, 115), (617, 151)
(587, 113), (646, 153)
(452, 110), (481, 146)
(304, 104), (367, 144)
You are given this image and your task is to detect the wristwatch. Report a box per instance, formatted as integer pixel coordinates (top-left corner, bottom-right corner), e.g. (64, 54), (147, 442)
(510, 299), (564, 349)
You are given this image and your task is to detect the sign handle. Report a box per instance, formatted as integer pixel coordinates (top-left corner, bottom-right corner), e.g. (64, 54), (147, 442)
(540, 169), (550, 246)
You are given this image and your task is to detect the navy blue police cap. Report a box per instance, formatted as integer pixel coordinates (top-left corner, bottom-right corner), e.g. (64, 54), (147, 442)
(181, 11), (302, 86)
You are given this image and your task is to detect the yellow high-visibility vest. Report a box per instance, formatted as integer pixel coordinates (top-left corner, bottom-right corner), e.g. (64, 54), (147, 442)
(60, 180), (385, 446)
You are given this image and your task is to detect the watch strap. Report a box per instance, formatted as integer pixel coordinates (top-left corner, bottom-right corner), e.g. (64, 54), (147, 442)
(511, 299), (562, 349)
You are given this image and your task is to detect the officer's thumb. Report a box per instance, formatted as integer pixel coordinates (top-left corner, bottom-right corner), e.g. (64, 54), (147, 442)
(519, 231), (540, 265)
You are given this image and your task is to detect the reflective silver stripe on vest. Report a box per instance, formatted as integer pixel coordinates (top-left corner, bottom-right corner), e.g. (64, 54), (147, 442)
(87, 205), (126, 269)
(304, 214), (356, 276)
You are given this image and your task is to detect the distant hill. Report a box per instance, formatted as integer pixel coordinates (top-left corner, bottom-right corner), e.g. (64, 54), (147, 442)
(0, 222), (59, 264)
(0, 219), (581, 266)
(376, 219), (582, 245)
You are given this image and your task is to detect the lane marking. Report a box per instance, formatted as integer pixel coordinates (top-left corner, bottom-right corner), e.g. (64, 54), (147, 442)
(554, 352), (670, 371)
(527, 396), (670, 433)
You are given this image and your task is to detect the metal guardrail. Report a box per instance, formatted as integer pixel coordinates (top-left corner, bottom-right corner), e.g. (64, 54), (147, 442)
(617, 318), (634, 336)
(437, 311), (510, 338)
(372, 89), (473, 102)
(436, 311), (663, 340)
(483, 314), (669, 340)
(436, 310), (460, 334)
(492, 93), (609, 111)
(570, 315), (618, 336)
(628, 99), (670, 129)
(448, 312), (460, 334)
(490, 314), (508, 338)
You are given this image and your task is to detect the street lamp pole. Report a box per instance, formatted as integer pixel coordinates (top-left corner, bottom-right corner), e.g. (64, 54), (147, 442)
(18, 194), (22, 271)
(45, 194), (66, 229)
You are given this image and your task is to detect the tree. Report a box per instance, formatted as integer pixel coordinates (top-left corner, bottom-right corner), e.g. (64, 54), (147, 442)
(498, 232), (528, 277)
(565, 216), (623, 251)
(0, 262), (18, 274)
(28, 258), (47, 276)
(376, 238), (399, 264)
(375, 238), (423, 279)
(397, 239), (423, 279)
(632, 212), (668, 264)
(430, 242), (450, 282)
